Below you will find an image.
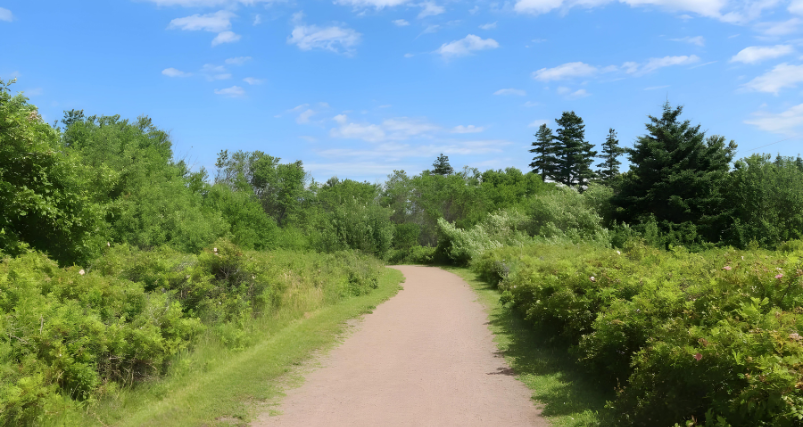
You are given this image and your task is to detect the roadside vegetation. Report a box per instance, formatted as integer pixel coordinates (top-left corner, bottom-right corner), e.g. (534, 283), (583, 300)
(3, 75), (803, 427)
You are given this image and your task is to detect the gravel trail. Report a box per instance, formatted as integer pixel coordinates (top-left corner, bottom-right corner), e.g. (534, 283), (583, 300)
(253, 265), (546, 427)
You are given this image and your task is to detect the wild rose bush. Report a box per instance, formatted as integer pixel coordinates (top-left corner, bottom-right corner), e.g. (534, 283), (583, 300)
(473, 241), (803, 427)
(0, 241), (383, 425)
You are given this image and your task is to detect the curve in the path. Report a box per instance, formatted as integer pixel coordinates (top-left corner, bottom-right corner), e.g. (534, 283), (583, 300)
(253, 265), (546, 427)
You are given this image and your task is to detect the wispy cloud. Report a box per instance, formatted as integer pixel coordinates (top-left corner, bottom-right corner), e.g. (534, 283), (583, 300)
(392, 19), (410, 26)
(436, 34), (499, 58)
(755, 18), (801, 36)
(288, 20), (362, 55)
(214, 86), (245, 97)
(201, 64), (231, 80)
(162, 68), (191, 77)
(418, 2), (445, 18)
(243, 77), (264, 85)
(532, 62), (598, 81)
(743, 63), (803, 94)
(0, 7), (12, 22)
(330, 115), (440, 142)
(212, 31), (241, 46)
(623, 55), (700, 76)
(671, 36), (705, 46)
(168, 10), (234, 32)
(745, 103), (803, 135)
(494, 88), (526, 96)
(334, 0), (412, 9)
(479, 22), (497, 30)
(225, 56), (252, 65)
(452, 125), (484, 133)
(730, 45), (794, 64)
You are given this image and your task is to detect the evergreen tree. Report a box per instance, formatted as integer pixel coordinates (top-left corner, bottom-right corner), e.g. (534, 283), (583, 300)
(529, 124), (558, 181)
(596, 128), (625, 184)
(796, 156), (803, 172)
(553, 111), (597, 189)
(613, 103), (737, 242)
(431, 153), (454, 175)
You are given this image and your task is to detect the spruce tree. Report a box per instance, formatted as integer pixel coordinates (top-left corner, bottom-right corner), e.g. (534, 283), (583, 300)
(554, 111), (597, 189)
(596, 128), (625, 184)
(529, 124), (558, 181)
(431, 153), (454, 175)
(613, 103), (736, 242)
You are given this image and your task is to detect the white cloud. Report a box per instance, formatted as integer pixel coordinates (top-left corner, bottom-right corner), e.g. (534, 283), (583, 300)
(418, 2), (445, 18)
(523, 101), (539, 107)
(404, 53), (414, 58)
(731, 45), (794, 64)
(792, 0), (803, 15)
(672, 36), (705, 46)
(756, 18), (801, 36)
(201, 64), (231, 80)
(568, 88), (589, 98)
(532, 62), (598, 81)
(436, 34), (499, 58)
(214, 86), (245, 97)
(745, 103), (803, 135)
(393, 19), (410, 26)
(479, 22), (497, 29)
(0, 7), (12, 22)
(162, 67), (191, 77)
(528, 119), (549, 127)
(330, 115), (439, 142)
(243, 77), (264, 85)
(331, 122), (387, 142)
(335, 0), (412, 8)
(512, 0), (777, 23)
(225, 56), (252, 65)
(494, 88), (527, 96)
(297, 109), (316, 124)
(254, 14), (262, 25)
(452, 125), (485, 133)
(212, 31), (241, 46)
(627, 55), (700, 75)
(168, 10), (234, 32)
(288, 24), (361, 54)
(743, 63), (803, 94)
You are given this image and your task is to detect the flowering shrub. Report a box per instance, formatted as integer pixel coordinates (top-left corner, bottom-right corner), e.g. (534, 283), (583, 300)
(0, 241), (383, 426)
(473, 241), (803, 426)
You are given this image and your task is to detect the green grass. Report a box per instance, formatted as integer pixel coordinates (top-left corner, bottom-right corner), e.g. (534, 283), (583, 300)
(49, 268), (404, 427)
(444, 266), (610, 427)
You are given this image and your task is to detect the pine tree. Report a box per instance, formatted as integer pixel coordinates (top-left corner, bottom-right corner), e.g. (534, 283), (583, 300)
(554, 111), (597, 189)
(596, 128), (625, 184)
(529, 124), (558, 181)
(613, 103), (737, 241)
(431, 153), (454, 175)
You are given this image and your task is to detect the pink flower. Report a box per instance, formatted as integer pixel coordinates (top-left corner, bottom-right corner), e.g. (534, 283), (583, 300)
(723, 266), (732, 271)
(694, 353), (702, 361)
(776, 274), (784, 280)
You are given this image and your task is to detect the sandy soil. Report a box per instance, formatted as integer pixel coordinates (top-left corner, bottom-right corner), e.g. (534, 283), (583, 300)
(252, 266), (546, 427)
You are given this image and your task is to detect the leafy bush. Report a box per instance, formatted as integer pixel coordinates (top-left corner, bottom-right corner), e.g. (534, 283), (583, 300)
(437, 210), (530, 265)
(0, 241), (383, 426)
(473, 241), (803, 426)
(387, 245), (437, 265)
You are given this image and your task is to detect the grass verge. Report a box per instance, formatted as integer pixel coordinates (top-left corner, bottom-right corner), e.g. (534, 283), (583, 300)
(443, 266), (610, 427)
(50, 268), (404, 427)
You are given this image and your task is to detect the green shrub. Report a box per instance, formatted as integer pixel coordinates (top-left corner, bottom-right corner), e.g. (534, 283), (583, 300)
(473, 241), (803, 426)
(0, 241), (384, 426)
(387, 245), (437, 265)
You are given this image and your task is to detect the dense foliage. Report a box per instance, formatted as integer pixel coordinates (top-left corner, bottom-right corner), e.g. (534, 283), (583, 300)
(473, 242), (803, 426)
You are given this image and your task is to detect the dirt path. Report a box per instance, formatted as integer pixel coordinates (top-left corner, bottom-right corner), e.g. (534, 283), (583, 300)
(253, 266), (546, 427)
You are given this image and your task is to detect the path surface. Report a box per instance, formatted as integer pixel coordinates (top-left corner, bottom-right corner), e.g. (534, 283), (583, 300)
(253, 266), (546, 427)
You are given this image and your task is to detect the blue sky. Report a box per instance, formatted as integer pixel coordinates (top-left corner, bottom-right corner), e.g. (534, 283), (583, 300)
(2, 0), (803, 182)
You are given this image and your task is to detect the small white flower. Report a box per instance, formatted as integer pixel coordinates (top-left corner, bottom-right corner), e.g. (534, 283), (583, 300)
(79, 269), (85, 276)
(213, 247), (218, 253)
(616, 251), (621, 255)
(107, 242), (110, 247)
